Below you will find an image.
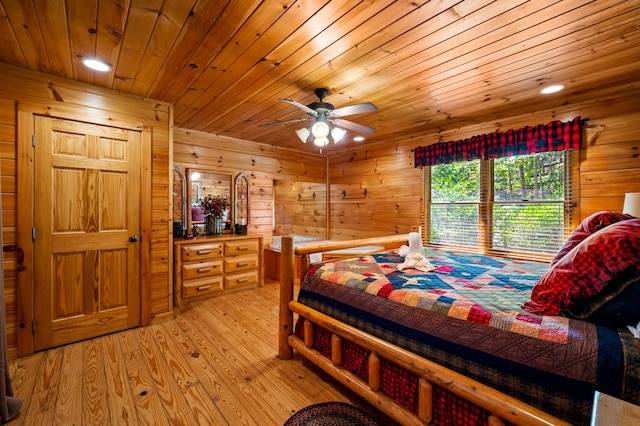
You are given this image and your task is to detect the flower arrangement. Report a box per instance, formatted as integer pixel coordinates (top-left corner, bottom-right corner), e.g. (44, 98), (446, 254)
(199, 193), (230, 217)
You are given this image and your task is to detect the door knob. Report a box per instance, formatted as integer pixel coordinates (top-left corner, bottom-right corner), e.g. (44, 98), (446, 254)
(130, 235), (138, 242)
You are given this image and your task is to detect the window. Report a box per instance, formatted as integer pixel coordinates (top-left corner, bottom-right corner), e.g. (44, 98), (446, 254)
(427, 150), (575, 260)
(430, 160), (480, 246)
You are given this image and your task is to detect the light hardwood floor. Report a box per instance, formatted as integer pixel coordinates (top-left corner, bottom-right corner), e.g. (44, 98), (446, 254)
(7, 280), (396, 425)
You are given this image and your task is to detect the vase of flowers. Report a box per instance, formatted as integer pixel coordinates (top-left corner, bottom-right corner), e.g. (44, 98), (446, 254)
(199, 193), (230, 235)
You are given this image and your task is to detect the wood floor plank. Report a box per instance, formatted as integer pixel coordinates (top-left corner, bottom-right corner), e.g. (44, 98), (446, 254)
(152, 322), (227, 425)
(186, 298), (334, 423)
(82, 338), (109, 425)
(19, 347), (64, 425)
(176, 328), (258, 426)
(6, 282), (396, 425)
(53, 343), (83, 425)
(101, 333), (140, 425)
(122, 349), (170, 426)
(132, 326), (200, 425)
(32, 347), (63, 393)
(176, 303), (286, 425)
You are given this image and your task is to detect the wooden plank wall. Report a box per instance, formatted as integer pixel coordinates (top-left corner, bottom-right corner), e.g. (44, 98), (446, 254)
(173, 128), (327, 246)
(274, 180), (327, 238)
(328, 88), (640, 239)
(0, 63), (173, 359)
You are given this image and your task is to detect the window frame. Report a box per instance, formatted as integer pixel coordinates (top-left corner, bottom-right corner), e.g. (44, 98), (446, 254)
(424, 150), (579, 261)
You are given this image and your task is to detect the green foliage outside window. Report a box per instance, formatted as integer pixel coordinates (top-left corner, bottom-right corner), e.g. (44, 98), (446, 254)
(431, 161), (479, 202)
(494, 151), (565, 201)
(429, 151), (568, 255)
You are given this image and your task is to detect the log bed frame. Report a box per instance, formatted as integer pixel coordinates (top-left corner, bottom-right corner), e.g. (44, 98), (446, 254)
(278, 234), (571, 426)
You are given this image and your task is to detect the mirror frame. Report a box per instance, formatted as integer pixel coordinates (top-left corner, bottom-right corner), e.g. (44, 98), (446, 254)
(235, 173), (249, 227)
(186, 168), (233, 235)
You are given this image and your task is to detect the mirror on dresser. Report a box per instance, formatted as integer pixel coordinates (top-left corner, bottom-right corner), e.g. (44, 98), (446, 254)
(186, 169), (233, 235)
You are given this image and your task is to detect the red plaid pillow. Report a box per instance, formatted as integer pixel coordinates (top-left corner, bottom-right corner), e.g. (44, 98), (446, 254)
(523, 219), (640, 315)
(550, 211), (634, 267)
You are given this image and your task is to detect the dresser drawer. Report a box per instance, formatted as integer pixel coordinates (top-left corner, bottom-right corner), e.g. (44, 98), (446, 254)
(224, 240), (258, 256)
(224, 254), (258, 274)
(183, 276), (223, 299)
(225, 270), (259, 290)
(182, 260), (223, 280)
(182, 243), (223, 262)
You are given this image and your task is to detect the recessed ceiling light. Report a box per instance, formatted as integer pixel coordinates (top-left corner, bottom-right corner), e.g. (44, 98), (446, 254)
(353, 136), (365, 142)
(82, 58), (111, 72)
(540, 84), (564, 94)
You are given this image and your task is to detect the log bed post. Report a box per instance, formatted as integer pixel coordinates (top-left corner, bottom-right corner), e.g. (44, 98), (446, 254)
(279, 235), (295, 359)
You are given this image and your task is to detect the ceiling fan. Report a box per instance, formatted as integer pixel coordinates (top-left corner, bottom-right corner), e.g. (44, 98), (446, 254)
(259, 88), (378, 146)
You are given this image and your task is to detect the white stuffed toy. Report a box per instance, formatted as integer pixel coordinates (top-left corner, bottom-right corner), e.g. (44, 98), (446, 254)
(397, 232), (435, 272)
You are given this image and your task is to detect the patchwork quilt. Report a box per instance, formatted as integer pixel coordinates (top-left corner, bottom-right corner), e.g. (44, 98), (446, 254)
(296, 247), (640, 425)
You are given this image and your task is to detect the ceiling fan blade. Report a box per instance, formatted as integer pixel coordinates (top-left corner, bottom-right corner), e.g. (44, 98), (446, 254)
(279, 98), (318, 115)
(331, 118), (376, 135)
(331, 102), (378, 117)
(259, 117), (310, 128)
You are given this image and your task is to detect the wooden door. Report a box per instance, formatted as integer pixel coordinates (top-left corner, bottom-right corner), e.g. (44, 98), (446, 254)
(33, 116), (141, 351)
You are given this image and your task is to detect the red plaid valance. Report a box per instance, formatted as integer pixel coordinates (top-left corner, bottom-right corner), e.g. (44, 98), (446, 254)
(414, 117), (583, 167)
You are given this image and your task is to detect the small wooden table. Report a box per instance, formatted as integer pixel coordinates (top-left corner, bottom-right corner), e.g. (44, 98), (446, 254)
(591, 391), (640, 425)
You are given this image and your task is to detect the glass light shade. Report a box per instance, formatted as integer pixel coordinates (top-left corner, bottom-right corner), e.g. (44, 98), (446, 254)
(295, 128), (310, 143)
(331, 127), (346, 143)
(313, 137), (329, 147)
(311, 121), (330, 138)
(623, 192), (640, 217)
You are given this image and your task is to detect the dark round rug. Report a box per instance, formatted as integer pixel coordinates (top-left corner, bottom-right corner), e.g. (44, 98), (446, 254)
(284, 402), (386, 426)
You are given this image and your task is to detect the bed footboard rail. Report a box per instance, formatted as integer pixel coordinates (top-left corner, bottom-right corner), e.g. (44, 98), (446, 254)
(289, 301), (570, 426)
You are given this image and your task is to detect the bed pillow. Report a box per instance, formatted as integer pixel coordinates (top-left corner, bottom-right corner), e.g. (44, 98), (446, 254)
(550, 211), (634, 267)
(564, 269), (640, 328)
(523, 218), (640, 316)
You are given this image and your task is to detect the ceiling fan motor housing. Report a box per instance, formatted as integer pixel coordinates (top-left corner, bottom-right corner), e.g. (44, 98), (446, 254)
(307, 101), (334, 114)
(314, 87), (330, 100)
(308, 88), (334, 113)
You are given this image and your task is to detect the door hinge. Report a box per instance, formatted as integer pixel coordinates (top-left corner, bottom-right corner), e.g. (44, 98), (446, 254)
(32, 227), (36, 240)
(32, 134), (35, 147)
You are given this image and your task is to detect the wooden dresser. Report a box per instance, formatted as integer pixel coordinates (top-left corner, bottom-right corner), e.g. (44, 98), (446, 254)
(174, 235), (263, 306)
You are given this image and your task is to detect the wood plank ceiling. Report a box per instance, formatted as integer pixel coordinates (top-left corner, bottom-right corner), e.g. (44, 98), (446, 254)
(0, 0), (639, 153)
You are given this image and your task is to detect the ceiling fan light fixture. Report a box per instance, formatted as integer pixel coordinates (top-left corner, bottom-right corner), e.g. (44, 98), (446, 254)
(353, 136), (365, 142)
(295, 127), (310, 143)
(331, 127), (346, 143)
(263, 88), (378, 149)
(311, 121), (330, 138)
